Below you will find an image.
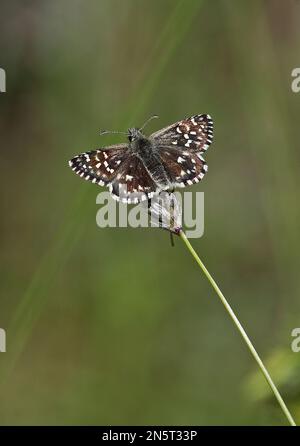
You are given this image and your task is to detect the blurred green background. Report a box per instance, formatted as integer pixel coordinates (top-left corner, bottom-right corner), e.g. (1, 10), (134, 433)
(1, 0), (300, 426)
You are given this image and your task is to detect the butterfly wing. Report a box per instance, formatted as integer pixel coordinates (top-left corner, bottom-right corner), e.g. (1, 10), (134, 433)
(69, 144), (157, 203)
(158, 147), (208, 187)
(150, 114), (213, 153)
(149, 114), (213, 188)
(109, 154), (158, 203)
(69, 144), (130, 186)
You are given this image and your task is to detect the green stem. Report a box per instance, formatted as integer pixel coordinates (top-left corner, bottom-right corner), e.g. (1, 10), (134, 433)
(179, 230), (296, 426)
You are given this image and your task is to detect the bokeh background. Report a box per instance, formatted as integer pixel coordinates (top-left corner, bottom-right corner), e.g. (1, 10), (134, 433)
(1, 0), (300, 426)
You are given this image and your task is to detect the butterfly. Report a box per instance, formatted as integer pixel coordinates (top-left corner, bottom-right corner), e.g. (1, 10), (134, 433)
(68, 114), (213, 203)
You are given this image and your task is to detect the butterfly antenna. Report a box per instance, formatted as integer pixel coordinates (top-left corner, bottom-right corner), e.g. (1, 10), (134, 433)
(140, 115), (159, 132)
(99, 129), (127, 136)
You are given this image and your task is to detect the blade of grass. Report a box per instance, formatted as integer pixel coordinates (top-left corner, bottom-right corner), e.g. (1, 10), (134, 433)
(179, 230), (296, 426)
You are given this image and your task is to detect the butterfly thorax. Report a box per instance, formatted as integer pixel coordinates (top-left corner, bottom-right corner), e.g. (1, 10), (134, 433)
(127, 129), (170, 187)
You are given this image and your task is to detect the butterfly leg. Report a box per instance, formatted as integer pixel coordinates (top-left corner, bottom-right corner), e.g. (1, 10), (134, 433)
(169, 232), (175, 247)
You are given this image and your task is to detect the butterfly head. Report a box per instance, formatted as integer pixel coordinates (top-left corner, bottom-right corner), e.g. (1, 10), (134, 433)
(128, 128), (143, 142)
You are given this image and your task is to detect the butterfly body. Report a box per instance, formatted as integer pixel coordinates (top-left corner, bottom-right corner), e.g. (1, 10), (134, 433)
(69, 114), (213, 203)
(131, 132), (172, 189)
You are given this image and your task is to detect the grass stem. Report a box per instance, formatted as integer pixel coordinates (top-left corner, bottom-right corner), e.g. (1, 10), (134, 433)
(179, 230), (296, 426)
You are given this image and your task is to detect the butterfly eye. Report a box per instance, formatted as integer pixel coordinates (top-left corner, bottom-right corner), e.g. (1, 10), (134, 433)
(128, 129), (134, 142)
(128, 128), (139, 142)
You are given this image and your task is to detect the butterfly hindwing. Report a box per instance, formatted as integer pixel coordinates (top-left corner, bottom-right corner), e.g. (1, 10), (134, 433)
(158, 147), (208, 187)
(110, 154), (158, 203)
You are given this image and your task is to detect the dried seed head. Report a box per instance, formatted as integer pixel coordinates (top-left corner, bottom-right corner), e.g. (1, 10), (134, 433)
(148, 191), (182, 234)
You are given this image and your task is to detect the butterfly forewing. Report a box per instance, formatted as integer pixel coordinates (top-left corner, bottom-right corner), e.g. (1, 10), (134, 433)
(150, 114), (213, 153)
(69, 144), (129, 186)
